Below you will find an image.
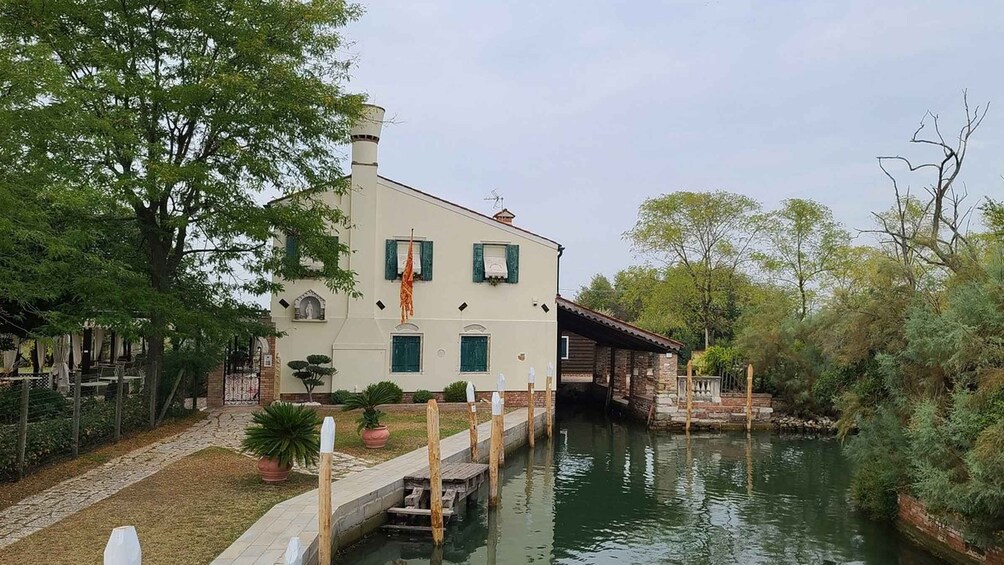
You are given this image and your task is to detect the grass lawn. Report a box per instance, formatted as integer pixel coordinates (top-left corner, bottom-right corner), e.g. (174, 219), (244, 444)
(0, 447), (314, 565)
(0, 410), (207, 512)
(315, 404), (492, 463)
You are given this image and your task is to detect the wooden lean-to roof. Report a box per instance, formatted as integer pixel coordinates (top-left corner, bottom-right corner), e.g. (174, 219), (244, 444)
(556, 296), (682, 353)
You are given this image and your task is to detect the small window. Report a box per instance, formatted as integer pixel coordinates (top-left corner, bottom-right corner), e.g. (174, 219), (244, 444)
(460, 335), (489, 373)
(397, 241), (422, 276)
(560, 336), (570, 360)
(391, 335), (422, 373)
(483, 244), (507, 280)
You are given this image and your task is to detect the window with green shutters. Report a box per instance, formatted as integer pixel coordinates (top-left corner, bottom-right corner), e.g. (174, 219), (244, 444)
(460, 335), (489, 373)
(385, 239), (433, 281)
(391, 335), (422, 373)
(473, 243), (519, 283)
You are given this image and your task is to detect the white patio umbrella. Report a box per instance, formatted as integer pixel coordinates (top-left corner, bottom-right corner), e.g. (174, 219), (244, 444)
(52, 335), (70, 393)
(1, 334), (21, 374)
(70, 334), (82, 370)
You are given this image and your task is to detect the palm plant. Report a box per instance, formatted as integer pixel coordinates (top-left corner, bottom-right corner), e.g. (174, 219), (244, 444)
(343, 381), (399, 431)
(241, 402), (322, 468)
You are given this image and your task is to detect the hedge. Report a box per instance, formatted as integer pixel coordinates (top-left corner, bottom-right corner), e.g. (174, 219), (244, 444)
(0, 396), (150, 481)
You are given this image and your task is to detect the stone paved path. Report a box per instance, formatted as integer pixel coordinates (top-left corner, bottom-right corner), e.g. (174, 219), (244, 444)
(0, 409), (372, 549)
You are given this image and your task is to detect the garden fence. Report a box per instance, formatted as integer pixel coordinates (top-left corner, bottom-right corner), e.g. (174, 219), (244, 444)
(0, 368), (152, 481)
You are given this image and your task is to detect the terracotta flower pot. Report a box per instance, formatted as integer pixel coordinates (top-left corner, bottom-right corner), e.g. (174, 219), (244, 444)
(361, 425), (390, 449)
(257, 456), (291, 484)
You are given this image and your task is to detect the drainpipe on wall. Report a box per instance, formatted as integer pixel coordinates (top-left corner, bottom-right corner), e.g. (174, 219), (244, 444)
(556, 245), (565, 388)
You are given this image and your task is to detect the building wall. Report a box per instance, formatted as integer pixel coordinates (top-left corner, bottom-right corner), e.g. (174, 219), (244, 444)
(272, 109), (559, 396)
(560, 331), (595, 374)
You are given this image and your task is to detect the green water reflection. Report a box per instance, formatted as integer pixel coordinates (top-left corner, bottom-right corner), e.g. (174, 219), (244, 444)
(339, 408), (945, 564)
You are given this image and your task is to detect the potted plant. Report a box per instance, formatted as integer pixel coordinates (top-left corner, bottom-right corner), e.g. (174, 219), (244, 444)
(241, 402), (321, 483)
(287, 354), (336, 403)
(343, 381), (398, 449)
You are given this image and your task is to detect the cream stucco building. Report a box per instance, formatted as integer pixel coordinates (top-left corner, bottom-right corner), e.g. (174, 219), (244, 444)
(270, 105), (562, 400)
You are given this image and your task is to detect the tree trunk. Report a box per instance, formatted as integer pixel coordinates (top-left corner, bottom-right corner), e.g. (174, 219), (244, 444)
(146, 328), (165, 429)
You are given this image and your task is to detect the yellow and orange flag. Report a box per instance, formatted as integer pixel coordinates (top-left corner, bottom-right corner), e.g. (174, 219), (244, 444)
(400, 232), (415, 324)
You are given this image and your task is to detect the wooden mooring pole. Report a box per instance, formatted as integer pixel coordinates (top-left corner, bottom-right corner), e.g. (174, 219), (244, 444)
(318, 417), (335, 565)
(426, 400), (444, 545)
(527, 367), (535, 449)
(746, 364), (754, 433)
(466, 382), (478, 462)
(545, 363), (554, 439)
(685, 360), (694, 434)
(489, 392), (502, 508)
(497, 373), (505, 465)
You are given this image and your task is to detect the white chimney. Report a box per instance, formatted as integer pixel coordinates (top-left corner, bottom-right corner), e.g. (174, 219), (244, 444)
(336, 103), (388, 355)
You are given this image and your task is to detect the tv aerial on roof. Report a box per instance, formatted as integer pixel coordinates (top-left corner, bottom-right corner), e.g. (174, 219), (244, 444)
(484, 190), (504, 210)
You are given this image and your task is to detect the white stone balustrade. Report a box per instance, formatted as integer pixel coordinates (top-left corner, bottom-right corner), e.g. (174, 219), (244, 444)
(676, 375), (722, 403)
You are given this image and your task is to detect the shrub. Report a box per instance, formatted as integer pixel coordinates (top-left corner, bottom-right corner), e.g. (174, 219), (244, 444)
(241, 403), (321, 468)
(0, 387), (69, 424)
(343, 382), (400, 431)
(374, 380), (403, 404)
(329, 390), (352, 405)
(442, 381), (468, 403)
(412, 390), (434, 403)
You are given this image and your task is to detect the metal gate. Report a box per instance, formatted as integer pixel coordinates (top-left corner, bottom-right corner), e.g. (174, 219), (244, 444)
(224, 372), (260, 405)
(223, 337), (262, 406)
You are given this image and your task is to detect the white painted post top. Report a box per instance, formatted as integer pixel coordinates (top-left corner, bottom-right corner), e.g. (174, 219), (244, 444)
(284, 536), (304, 565)
(466, 381), (475, 403)
(320, 417), (335, 454)
(528, 367), (535, 384)
(497, 373), (505, 392)
(104, 526), (141, 565)
(491, 392), (502, 415)
(547, 362), (554, 378)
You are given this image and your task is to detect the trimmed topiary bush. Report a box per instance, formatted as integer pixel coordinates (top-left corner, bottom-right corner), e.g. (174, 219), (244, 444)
(412, 390), (434, 403)
(330, 389), (352, 405)
(374, 380), (403, 404)
(442, 381), (468, 403)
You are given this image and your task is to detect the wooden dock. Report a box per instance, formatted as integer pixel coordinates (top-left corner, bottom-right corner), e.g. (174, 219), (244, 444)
(383, 462), (488, 535)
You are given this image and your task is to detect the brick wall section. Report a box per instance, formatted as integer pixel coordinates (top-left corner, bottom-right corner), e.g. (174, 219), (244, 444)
(207, 363), (225, 408)
(898, 494), (1004, 564)
(258, 334), (278, 405)
(594, 345), (611, 386)
(613, 349), (631, 398)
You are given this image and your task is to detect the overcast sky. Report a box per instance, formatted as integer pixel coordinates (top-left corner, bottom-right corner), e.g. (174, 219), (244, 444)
(337, 0), (1004, 296)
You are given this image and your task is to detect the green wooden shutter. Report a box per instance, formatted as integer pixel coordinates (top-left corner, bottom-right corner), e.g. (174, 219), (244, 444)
(421, 241), (433, 281)
(385, 239), (398, 280)
(285, 234), (300, 264)
(460, 336), (488, 372)
(392, 336), (421, 373)
(472, 243), (485, 282)
(506, 244), (519, 283)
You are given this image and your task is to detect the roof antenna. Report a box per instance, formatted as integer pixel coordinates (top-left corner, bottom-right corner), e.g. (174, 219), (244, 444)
(484, 190), (504, 211)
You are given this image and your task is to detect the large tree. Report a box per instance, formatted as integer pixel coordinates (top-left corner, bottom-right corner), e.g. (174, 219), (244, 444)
(0, 0), (364, 404)
(626, 191), (762, 348)
(759, 199), (850, 319)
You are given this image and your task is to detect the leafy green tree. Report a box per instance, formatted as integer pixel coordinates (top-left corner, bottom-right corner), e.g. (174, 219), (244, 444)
(574, 274), (620, 316)
(627, 191), (762, 348)
(0, 0), (364, 398)
(758, 199), (850, 319)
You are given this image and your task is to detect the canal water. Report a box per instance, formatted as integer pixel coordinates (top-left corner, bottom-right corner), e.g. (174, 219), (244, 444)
(339, 408), (945, 564)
